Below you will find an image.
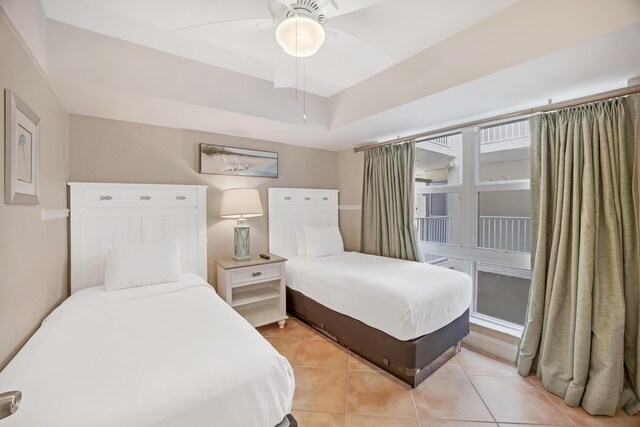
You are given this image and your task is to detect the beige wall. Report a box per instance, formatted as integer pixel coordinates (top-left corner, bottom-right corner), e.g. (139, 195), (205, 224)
(68, 115), (337, 286)
(337, 149), (364, 251)
(0, 14), (69, 369)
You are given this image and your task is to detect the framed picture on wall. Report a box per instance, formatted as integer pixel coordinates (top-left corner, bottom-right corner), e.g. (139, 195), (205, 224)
(199, 144), (278, 178)
(4, 89), (40, 205)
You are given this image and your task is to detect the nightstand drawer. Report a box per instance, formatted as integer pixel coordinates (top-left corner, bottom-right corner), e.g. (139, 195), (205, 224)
(231, 264), (281, 286)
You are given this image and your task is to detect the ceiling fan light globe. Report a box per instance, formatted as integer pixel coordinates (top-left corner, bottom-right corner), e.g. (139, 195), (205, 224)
(275, 16), (325, 58)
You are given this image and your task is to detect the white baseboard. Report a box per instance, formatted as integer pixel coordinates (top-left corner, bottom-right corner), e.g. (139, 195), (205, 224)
(463, 331), (519, 363)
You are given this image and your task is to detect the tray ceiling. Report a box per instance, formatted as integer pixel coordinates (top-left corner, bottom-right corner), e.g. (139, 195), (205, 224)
(41, 0), (518, 97)
(30, 0), (640, 150)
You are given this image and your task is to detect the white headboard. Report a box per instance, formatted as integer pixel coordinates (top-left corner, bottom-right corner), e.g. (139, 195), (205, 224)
(68, 182), (208, 293)
(268, 187), (339, 257)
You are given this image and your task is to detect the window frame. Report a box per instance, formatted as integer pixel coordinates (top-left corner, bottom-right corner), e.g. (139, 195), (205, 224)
(415, 123), (531, 334)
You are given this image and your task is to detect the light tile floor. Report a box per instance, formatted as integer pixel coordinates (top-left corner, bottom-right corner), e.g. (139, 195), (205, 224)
(258, 318), (639, 427)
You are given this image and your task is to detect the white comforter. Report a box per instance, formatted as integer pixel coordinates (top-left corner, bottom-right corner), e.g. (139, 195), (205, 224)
(286, 252), (472, 341)
(0, 275), (294, 427)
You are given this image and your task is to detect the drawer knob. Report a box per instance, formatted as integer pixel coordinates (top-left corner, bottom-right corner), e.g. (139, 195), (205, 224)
(140, 196), (151, 201)
(176, 196), (186, 200)
(304, 197), (311, 201)
(99, 195), (112, 201)
(251, 271), (262, 277)
(323, 197), (328, 201)
(284, 196), (291, 201)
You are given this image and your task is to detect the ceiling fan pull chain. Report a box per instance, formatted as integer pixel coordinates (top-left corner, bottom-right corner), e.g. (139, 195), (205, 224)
(303, 61), (307, 122)
(295, 14), (298, 101)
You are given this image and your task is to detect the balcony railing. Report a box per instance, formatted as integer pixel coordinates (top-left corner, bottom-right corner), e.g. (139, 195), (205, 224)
(417, 215), (531, 253)
(428, 136), (452, 147)
(423, 253), (449, 264)
(418, 135), (453, 148)
(416, 216), (450, 244)
(481, 121), (530, 144)
(479, 216), (531, 253)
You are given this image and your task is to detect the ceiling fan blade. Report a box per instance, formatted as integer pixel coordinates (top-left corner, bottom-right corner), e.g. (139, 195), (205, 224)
(268, 0), (296, 19)
(320, 0), (384, 18)
(273, 52), (297, 89)
(324, 26), (392, 66)
(175, 18), (273, 34)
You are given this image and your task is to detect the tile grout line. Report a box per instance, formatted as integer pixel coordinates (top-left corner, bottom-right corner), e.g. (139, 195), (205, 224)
(289, 332), (580, 426)
(344, 363), (351, 427)
(456, 350), (504, 425)
(465, 374), (522, 377)
(291, 365), (350, 371)
(454, 351), (470, 376)
(291, 333), (306, 366)
(293, 324), (345, 368)
(463, 367), (499, 425)
(526, 376), (577, 427)
(287, 323), (347, 419)
(292, 408), (348, 415)
(409, 387), (422, 427)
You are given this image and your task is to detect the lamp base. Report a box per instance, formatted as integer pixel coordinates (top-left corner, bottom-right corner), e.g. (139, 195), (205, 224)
(233, 220), (251, 261)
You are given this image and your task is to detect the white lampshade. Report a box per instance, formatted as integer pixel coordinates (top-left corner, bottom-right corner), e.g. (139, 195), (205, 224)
(275, 16), (326, 58)
(220, 188), (263, 219)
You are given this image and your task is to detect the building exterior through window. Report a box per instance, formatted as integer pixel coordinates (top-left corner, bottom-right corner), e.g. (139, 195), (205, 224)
(415, 120), (531, 331)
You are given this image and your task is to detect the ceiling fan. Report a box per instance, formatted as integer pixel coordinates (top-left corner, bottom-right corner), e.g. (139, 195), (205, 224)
(176, 0), (391, 90)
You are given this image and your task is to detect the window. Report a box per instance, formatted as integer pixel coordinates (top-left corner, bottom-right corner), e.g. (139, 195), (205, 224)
(475, 263), (531, 325)
(478, 190), (531, 253)
(424, 253), (465, 273)
(479, 120), (530, 182)
(415, 121), (531, 332)
(415, 192), (461, 245)
(414, 133), (463, 246)
(415, 133), (462, 186)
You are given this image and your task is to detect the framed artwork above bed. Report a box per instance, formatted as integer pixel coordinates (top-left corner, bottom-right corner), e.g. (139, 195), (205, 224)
(199, 144), (278, 178)
(4, 89), (40, 205)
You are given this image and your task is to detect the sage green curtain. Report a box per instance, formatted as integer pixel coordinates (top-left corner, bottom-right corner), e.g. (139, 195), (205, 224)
(517, 94), (640, 416)
(361, 142), (422, 261)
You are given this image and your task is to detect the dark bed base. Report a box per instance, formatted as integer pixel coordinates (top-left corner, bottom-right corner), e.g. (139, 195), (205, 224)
(276, 414), (297, 427)
(286, 287), (469, 387)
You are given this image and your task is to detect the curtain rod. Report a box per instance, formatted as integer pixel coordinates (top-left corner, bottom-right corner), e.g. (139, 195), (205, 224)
(353, 83), (640, 153)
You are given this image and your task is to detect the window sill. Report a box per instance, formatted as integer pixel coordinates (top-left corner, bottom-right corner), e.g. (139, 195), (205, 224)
(470, 313), (523, 339)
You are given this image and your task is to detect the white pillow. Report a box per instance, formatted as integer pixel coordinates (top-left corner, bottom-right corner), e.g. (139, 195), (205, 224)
(104, 239), (182, 291)
(295, 228), (307, 256)
(303, 225), (344, 257)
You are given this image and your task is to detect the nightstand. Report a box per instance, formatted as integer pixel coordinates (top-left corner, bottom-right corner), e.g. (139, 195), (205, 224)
(216, 254), (288, 328)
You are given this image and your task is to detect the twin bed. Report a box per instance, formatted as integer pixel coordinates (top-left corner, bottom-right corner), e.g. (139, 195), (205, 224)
(0, 184), (471, 426)
(0, 275), (294, 427)
(269, 188), (471, 386)
(0, 183), (295, 427)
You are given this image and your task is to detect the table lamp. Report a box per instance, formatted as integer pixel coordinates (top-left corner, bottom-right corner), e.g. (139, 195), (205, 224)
(220, 188), (263, 261)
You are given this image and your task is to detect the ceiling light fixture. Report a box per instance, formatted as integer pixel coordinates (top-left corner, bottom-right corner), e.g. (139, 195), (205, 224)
(275, 16), (325, 57)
